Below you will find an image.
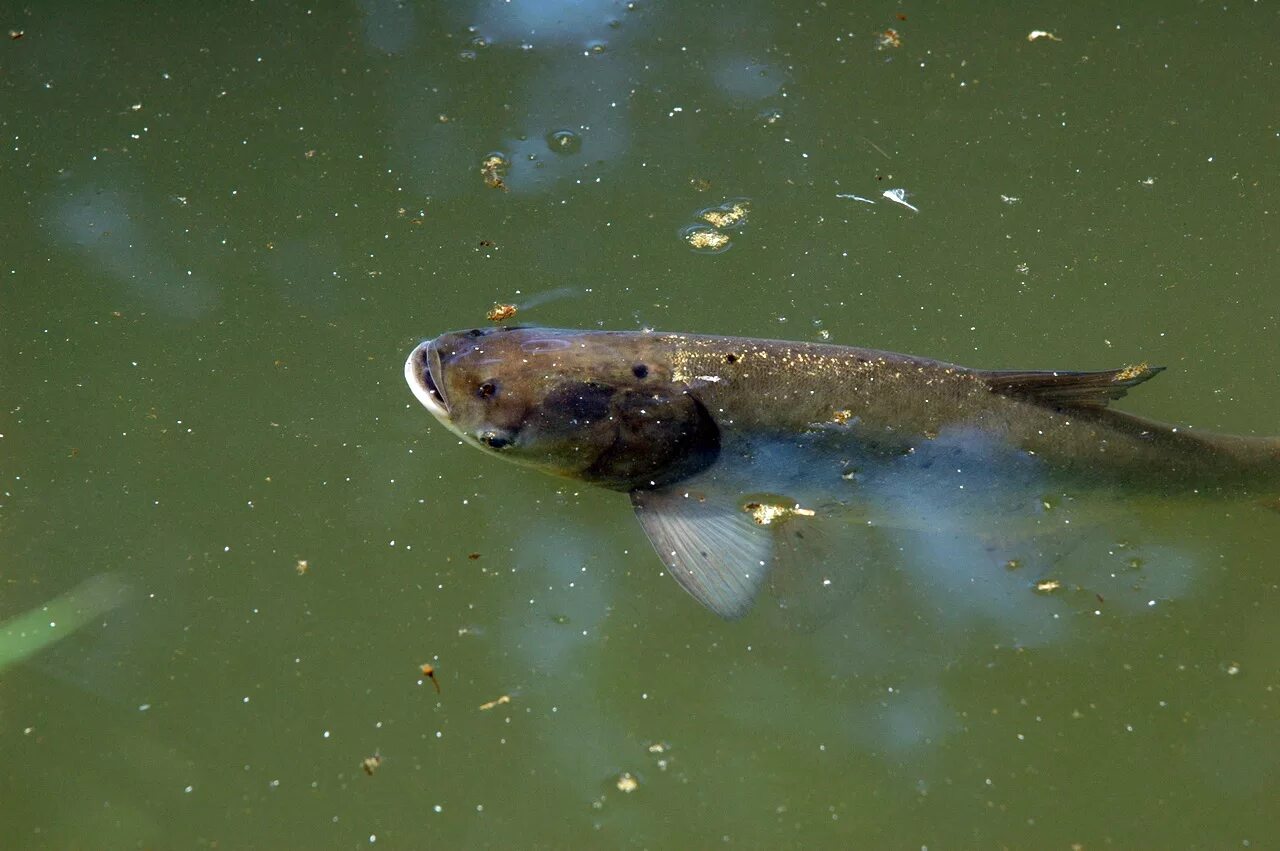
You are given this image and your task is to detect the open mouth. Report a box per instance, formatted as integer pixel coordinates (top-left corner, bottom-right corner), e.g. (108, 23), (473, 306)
(404, 341), (449, 418)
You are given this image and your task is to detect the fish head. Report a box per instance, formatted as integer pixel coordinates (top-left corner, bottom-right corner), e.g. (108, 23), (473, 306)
(405, 327), (720, 490)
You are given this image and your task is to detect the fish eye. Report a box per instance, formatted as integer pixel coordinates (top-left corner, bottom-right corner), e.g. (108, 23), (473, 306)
(477, 380), (498, 399)
(724, 353), (738, 364)
(481, 432), (510, 449)
(632, 364), (649, 379)
(467, 329), (486, 338)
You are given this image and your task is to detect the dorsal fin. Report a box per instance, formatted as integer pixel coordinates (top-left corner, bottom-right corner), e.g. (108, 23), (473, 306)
(979, 363), (1164, 410)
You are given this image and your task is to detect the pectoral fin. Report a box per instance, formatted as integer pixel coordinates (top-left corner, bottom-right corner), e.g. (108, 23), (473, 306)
(630, 486), (771, 619)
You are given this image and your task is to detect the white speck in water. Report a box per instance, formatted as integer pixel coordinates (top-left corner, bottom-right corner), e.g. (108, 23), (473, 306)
(433, 804), (443, 813)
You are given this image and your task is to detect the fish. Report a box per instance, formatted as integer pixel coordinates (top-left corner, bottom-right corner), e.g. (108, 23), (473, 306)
(404, 326), (1280, 618)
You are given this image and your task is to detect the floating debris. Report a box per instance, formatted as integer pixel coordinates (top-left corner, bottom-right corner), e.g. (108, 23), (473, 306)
(645, 742), (671, 771)
(1027, 30), (1062, 42)
(836, 193), (876, 204)
(615, 772), (639, 793)
(743, 501), (816, 526)
(545, 129), (582, 155)
(682, 225), (731, 253)
(1112, 362), (1152, 382)
(881, 188), (920, 213)
(758, 107), (784, 127)
(1034, 579), (1062, 593)
(832, 409), (853, 425)
(698, 199), (750, 229)
(479, 694), (511, 711)
(362, 752), (383, 776)
(295, 559), (309, 575)
(877, 29), (902, 49)
(480, 153), (510, 192)
(486, 304), (517, 323)
(420, 663), (441, 693)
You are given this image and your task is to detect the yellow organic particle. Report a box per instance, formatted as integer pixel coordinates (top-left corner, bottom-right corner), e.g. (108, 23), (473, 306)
(486, 303), (518, 322)
(1113, 362), (1150, 382)
(832, 409), (853, 424)
(686, 229), (730, 251)
(616, 772), (639, 793)
(876, 29), (902, 49)
(743, 501), (816, 526)
(1034, 579), (1062, 593)
(479, 694), (512, 711)
(480, 154), (509, 191)
(699, 201), (749, 229)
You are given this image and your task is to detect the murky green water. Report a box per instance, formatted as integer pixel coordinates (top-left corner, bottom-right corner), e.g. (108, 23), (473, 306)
(3, 2), (1278, 847)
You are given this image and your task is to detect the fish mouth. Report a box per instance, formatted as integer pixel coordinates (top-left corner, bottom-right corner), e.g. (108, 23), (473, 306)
(404, 340), (450, 420)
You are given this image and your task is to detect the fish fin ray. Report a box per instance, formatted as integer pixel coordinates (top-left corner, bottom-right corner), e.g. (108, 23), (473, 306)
(630, 486), (771, 619)
(980, 364), (1164, 410)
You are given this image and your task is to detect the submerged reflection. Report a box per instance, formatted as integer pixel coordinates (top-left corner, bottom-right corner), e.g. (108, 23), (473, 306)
(52, 188), (218, 319)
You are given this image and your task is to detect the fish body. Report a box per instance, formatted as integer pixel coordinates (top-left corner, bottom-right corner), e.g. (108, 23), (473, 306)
(405, 327), (1280, 617)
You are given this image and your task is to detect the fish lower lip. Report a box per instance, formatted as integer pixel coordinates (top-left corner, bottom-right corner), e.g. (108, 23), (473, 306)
(421, 358), (445, 409)
(404, 342), (449, 416)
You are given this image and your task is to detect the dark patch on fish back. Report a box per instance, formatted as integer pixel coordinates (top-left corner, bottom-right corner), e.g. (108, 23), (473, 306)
(545, 381), (614, 424)
(588, 391), (721, 490)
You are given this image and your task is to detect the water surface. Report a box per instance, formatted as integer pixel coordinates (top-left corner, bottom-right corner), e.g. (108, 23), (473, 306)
(3, 1), (1278, 847)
